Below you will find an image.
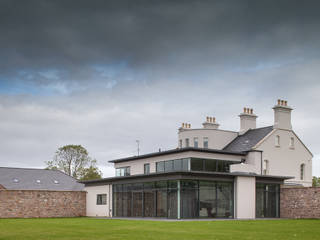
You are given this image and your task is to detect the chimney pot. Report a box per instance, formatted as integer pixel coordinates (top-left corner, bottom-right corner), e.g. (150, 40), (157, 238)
(277, 99), (281, 105)
(213, 117), (215, 123)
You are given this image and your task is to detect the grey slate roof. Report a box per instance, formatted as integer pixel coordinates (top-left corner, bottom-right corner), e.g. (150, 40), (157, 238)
(223, 126), (274, 152)
(0, 167), (84, 191)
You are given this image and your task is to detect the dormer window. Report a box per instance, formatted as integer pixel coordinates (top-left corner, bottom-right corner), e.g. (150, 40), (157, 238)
(290, 137), (294, 149)
(275, 135), (280, 147)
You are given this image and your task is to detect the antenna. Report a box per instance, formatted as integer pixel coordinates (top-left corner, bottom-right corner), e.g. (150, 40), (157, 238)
(136, 140), (140, 156)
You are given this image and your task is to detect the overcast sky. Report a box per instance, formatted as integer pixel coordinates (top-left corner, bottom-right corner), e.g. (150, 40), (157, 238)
(0, 0), (319, 177)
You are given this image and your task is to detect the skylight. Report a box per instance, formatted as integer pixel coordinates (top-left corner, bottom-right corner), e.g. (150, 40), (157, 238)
(13, 178), (19, 183)
(36, 179), (41, 184)
(53, 180), (59, 184)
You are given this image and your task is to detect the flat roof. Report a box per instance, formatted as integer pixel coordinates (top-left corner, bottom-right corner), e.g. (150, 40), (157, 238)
(109, 147), (247, 163)
(81, 171), (293, 186)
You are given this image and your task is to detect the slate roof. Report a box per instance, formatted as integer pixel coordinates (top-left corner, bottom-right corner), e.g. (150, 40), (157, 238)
(0, 167), (84, 191)
(223, 126), (274, 152)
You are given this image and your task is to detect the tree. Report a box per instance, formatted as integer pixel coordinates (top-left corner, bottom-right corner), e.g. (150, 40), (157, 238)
(46, 145), (101, 180)
(79, 160), (102, 181)
(312, 176), (320, 187)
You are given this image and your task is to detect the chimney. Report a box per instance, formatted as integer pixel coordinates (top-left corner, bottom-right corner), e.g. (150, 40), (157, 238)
(202, 116), (220, 129)
(178, 122), (192, 132)
(273, 99), (292, 130)
(239, 107), (257, 134)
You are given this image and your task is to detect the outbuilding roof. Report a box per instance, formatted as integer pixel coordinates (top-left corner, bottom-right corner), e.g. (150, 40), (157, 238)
(0, 167), (84, 191)
(223, 126), (274, 152)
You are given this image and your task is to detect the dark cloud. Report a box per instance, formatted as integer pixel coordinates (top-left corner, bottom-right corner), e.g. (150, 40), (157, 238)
(1, 0), (320, 83)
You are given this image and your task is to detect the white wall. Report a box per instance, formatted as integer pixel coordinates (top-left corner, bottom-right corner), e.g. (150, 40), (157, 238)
(85, 185), (112, 217)
(235, 176), (256, 219)
(114, 151), (243, 175)
(178, 128), (238, 150)
(255, 129), (313, 186)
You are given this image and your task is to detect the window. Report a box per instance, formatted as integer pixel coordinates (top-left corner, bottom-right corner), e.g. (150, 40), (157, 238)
(144, 163), (150, 174)
(116, 167), (130, 177)
(194, 137), (198, 148)
(263, 160), (269, 175)
(185, 138), (190, 147)
(156, 159), (190, 173)
(156, 161), (165, 172)
(164, 160), (174, 172)
(290, 137), (294, 148)
(179, 139), (182, 148)
(300, 164), (305, 180)
(53, 180), (59, 184)
(275, 135), (280, 147)
(203, 137), (209, 148)
(97, 194), (107, 205)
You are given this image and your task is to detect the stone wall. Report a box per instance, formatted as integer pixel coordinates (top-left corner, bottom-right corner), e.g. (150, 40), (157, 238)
(280, 187), (320, 218)
(0, 189), (86, 218)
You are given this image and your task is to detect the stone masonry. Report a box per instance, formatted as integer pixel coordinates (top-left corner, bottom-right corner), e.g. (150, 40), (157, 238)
(0, 189), (86, 218)
(280, 187), (320, 218)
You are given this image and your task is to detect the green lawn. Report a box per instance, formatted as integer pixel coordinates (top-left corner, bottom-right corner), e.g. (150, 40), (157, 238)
(0, 218), (319, 240)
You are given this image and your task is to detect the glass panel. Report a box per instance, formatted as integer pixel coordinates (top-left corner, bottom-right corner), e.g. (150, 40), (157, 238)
(156, 190), (167, 217)
(173, 159), (182, 171)
(132, 191), (143, 217)
(167, 188), (177, 218)
(165, 160), (174, 172)
(116, 168), (121, 176)
(199, 181), (216, 218)
(216, 182), (233, 218)
(185, 138), (189, 147)
(144, 164), (150, 174)
(182, 158), (189, 171)
(205, 159), (216, 172)
(144, 190), (155, 217)
(156, 161), (165, 172)
(156, 181), (167, 189)
(122, 184), (131, 217)
(191, 158), (204, 171)
(125, 167), (130, 176)
(181, 180), (199, 218)
(256, 183), (280, 218)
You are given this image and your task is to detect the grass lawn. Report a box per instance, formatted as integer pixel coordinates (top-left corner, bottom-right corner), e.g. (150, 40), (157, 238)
(0, 218), (319, 240)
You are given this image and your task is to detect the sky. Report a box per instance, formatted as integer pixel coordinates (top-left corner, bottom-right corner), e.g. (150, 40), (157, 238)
(0, 0), (319, 177)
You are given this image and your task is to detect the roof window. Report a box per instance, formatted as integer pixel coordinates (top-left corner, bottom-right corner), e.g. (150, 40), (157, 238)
(13, 178), (19, 183)
(36, 179), (41, 184)
(53, 180), (59, 184)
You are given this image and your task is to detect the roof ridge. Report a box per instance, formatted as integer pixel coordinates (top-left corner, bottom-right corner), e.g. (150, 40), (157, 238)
(0, 167), (60, 172)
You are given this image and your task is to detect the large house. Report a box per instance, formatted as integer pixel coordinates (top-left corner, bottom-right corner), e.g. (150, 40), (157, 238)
(83, 99), (313, 219)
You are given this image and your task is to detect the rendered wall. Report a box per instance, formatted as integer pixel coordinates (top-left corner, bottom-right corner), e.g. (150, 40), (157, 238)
(85, 185), (112, 217)
(256, 129), (312, 186)
(0, 189), (86, 218)
(280, 187), (320, 218)
(234, 176), (256, 219)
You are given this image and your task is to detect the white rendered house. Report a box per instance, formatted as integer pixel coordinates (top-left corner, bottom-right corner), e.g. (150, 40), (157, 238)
(83, 99), (312, 219)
